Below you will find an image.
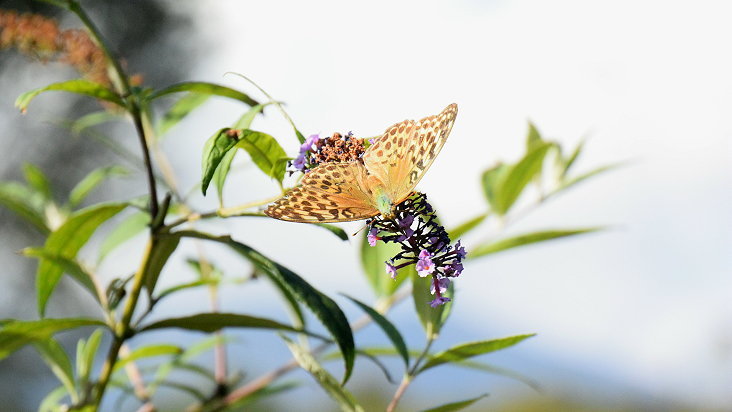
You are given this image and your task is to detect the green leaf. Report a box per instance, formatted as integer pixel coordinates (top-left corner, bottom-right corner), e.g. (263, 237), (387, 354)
(481, 163), (511, 215)
(139, 313), (325, 339)
(561, 139), (584, 178)
(281, 336), (364, 412)
(469, 228), (602, 259)
(0, 181), (49, 233)
(36, 203), (126, 316)
(235, 129), (287, 182)
(314, 223), (349, 241)
(526, 122), (542, 150)
(177, 230), (354, 383)
(113, 344), (183, 372)
(221, 382), (300, 412)
(16, 79), (124, 112)
(22, 248), (99, 303)
(420, 394), (489, 412)
(201, 128), (240, 196)
(212, 148), (237, 207)
(34, 339), (77, 402)
(448, 360), (541, 391)
(360, 232), (409, 297)
(411, 273), (453, 339)
(143, 234), (182, 297)
(449, 212), (489, 239)
(494, 143), (553, 215)
(70, 111), (122, 136)
(419, 334), (535, 372)
(157, 92), (211, 137)
(98, 211), (150, 262)
(155, 279), (219, 301)
(342, 294), (409, 367)
(77, 329), (103, 386)
(149, 82), (258, 107)
(38, 385), (69, 412)
(0, 318), (105, 361)
(68, 166), (128, 208)
(23, 163), (53, 202)
(232, 103), (269, 129)
(556, 163), (620, 195)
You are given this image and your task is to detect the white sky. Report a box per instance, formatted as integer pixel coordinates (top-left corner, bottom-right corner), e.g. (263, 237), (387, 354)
(115, 0), (732, 409)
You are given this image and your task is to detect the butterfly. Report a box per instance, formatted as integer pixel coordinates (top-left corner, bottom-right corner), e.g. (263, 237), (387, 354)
(264, 103), (458, 223)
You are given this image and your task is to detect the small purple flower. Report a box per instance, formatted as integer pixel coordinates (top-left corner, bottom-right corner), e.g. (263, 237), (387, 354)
(367, 227), (379, 247)
(416, 250), (435, 277)
(430, 296), (451, 307)
(455, 240), (467, 259)
(430, 277), (450, 295)
(396, 214), (415, 240)
(305, 133), (320, 148)
(293, 154), (306, 170)
(385, 262), (398, 279)
(443, 260), (464, 277)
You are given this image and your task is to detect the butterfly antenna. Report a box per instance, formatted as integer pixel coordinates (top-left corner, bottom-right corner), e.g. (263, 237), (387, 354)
(351, 223), (369, 236)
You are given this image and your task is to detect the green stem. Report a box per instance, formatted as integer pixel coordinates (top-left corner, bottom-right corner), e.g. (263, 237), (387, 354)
(68, 0), (159, 218)
(93, 238), (156, 407)
(386, 337), (435, 412)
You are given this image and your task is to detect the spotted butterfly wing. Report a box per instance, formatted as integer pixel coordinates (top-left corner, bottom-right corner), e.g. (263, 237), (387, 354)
(363, 103), (457, 204)
(264, 162), (379, 222)
(264, 103), (458, 222)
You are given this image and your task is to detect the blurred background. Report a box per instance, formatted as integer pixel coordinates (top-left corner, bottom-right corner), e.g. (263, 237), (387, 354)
(1, 0), (730, 411)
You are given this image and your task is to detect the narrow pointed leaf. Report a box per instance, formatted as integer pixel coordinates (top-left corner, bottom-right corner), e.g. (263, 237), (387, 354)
(68, 166), (128, 208)
(201, 128), (240, 196)
(77, 329), (103, 386)
(144, 234), (182, 296)
(562, 139), (585, 177)
(469, 228), (602, 259)
(38, 385), (69, 412)
(139, 313), (326, 340)
(0, 318), (105, 361)
(16, 79), (124, 112)
(343, 294), (409, 367)
(113, 344), (183, 372)
(526, 122), (542, 150)
(449, 212), (489, 239)
(556, 163), (620, 194)
(0, 181), (48, 233)
(70, 110), (122, 135)
(23, 163), (53, 202)
(420, 394), (488, 412)
(157, 92), (211, 137)
(481, 163), (511, 214)
(221, 382), (300, 411)
(420, 334), (535, 372)
(34, 339), (77, 401)
(36, 203), (126, 316)
(282, 336), (364, 412)
(177, 230), (354, 383)
(23, 248), (99, 302)
(495, 142), (553, 214)
(149, 82), (258, 106)
(98, 211), (150, 262)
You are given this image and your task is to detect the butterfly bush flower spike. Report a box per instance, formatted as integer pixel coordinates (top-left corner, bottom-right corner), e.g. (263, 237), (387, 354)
(367, 192), (466, 306)
(367, 227), (379, 247)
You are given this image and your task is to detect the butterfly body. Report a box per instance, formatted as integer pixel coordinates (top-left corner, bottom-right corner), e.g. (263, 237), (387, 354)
(265, 104), (458, 223)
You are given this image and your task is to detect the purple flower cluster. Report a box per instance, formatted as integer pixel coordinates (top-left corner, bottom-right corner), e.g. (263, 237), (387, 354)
(368, 193), (467, 307)
(292, 133), (320, 171)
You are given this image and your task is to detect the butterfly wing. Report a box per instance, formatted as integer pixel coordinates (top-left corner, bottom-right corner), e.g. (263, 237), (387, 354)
(264, 161), (379, 222)
(363, 103), (458, 204)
